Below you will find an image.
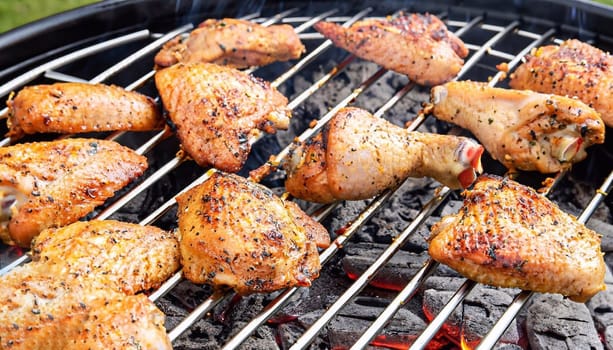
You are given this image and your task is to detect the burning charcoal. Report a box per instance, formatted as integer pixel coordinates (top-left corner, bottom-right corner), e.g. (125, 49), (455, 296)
(282, 309), (330, 349)
(277, 321), (330, 349)
(527, 294), (603, 350)
(606, 327), (613, 350)
(326, 199), (369, 240)
(587, 218), (613, 253)
(343, 243), (428, 290)
(329, 296), (427, 349)
(550, 175), (612, 223)
(606, 254), (613, 273)
(587, 281), (613, 350)
(422, 287), (521, 348)
(363, 179), (438, 248)
(231, 325), (278, 350)
(421, 276), (467, 292)
(439, 200), (463, 217)
(422, 277), (521, 298)
(495, 345), (524, 350)
(342, 243), (463, 292)
(298, 308), (326, 329)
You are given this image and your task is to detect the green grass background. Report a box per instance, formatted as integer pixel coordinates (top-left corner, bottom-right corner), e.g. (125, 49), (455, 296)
(0, 0), (612, 34)
(0, 0), (98, 33)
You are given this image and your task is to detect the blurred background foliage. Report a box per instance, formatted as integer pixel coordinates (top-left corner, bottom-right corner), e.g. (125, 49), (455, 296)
(0, 0), (612, 34)
(0, 0), (98, 33)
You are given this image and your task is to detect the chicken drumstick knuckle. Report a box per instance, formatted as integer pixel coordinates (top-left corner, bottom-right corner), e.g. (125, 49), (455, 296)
(284, 107), (483, 203)
(431, 81), (605, 173)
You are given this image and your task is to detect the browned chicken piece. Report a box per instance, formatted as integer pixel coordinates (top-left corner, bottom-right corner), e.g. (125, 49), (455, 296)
(431, 81), (605, 173)
(177, 171), (330, 294)
(314, 13), (468, 86)
(283, 107), (484, 203)
(154, 18), (305, 69)
(6, 82), (164, 140)
(0, 269), (171, 350)
(31, 220), (181, 294)
(428, 174), (606, 303)
(509, 39), (613, 127)
(155, 62), (291, 172)
(66, 293), (171, 350)
(0, 138), (148, 247)
(0, 220), (178, 349)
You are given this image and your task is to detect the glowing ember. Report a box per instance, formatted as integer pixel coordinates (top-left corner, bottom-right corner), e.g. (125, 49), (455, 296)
(460, 330), (479, 350)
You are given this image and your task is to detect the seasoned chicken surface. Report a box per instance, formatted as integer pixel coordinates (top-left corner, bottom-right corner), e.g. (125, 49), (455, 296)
(31, 220), (180, 294)
(0, 220), (178, 349)
(154, 18), (305, 69)
(177, 171), (330, 294)
(7, 82), (164, 140)
(509, 39), (613, 127)
(314, 13), (468, 86)
(0, 138), (148, 247)
(284, 107), (483, 203)
(428, 175), (606, 303)
(431, 81), (605, 173)
(155, 62), (291, 172)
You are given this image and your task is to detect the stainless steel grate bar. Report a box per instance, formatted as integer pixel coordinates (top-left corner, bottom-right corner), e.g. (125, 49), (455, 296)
(270, 7), (373, 89)
(359, 27), (558, 350)
(221, 71), (425, 350)
(0, 5), (609, 350)
(291, 17), (524, 350)
(290, 186), (453, 350)
(0, 24), (193, 146)
(122, 12), (374, 334)
(167, 8), (441, 343)
(0, 8), (312, 275)
(0, 30), (149, 100)
(167, 289), (232, 342)
(94, 9), (364, 235)
(225, 27), (500, 350)
(90, 23), (194, 84)
(166, 24), (405, 347)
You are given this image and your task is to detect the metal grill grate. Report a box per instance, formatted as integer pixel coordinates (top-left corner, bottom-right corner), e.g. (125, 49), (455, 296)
(0, 3), (612, 350)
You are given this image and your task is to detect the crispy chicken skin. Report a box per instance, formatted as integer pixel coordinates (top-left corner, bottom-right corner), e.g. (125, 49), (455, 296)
(0, 138), (148, 247)
(177, 171), (330, 294)
(284, 107), (483, 203)
(0, 220), (178, 349)
(155, 18), (305, 69)
(314, 13), (468, 86)
(509, 39), (613, 127)
(155, 62), (291, 172)
(428, 175), (606, 303)
(6, 82), (164, 140)
(65, 293), (170, 350)
(431, 81), (605, 173)
(31, 220), (180, 294)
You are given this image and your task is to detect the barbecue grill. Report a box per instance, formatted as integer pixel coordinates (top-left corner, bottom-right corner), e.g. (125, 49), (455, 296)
(0, 1), (612, 349)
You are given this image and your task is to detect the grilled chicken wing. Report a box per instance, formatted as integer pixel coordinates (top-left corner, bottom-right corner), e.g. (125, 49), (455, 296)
(0, 268), (171, 350)
(314, 13), (468, 86)
(428, 174), (605, 303)
(283, 107), (483, 203)
(31, 220), (180, 294)
(177, 171), (330, 294)
(6, 82), (164, 140)
(154, 18), (305, 69)
(431, 81), (605, 173)
(509, 39), (613, 127)
(0, 220), (179, 349)
(0, 138), (148, 247)
(155, 62), (291, 172)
